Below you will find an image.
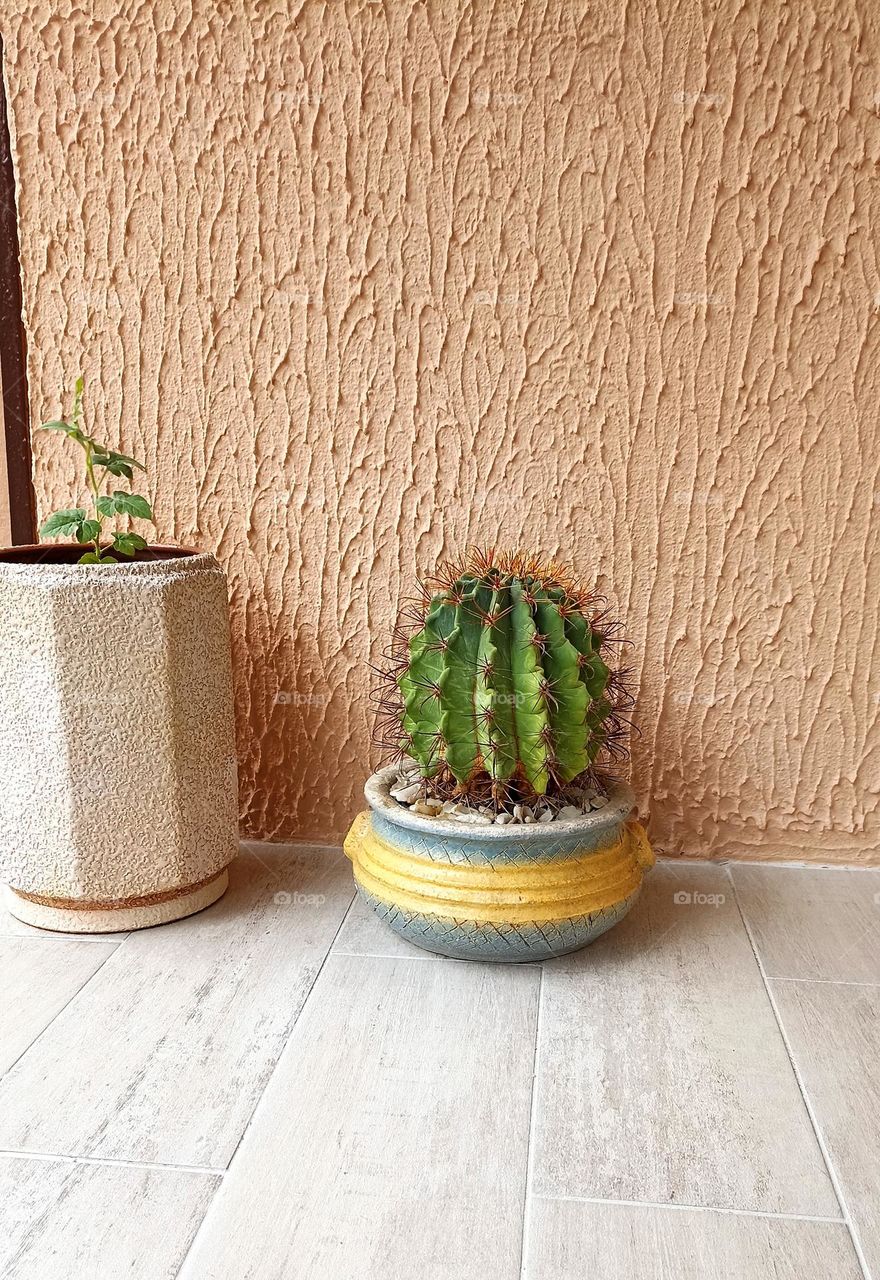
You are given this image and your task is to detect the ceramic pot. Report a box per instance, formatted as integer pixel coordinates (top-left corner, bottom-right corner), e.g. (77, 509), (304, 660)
(0, 545), (239, 932)
(344, 765), (654, 962)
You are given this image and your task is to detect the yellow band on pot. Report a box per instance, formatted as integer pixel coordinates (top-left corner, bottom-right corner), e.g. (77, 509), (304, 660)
(343, 811), (653, 924)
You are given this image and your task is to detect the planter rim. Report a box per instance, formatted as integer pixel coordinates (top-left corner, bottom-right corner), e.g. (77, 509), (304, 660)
(0, 543), (216, 583)
(364, 764), (636, 842)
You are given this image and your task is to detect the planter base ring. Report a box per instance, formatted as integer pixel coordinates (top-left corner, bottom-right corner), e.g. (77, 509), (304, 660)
(2, 869), (229, 934)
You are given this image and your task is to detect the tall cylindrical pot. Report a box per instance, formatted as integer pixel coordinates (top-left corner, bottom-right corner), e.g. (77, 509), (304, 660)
(0, 546), (239, 932)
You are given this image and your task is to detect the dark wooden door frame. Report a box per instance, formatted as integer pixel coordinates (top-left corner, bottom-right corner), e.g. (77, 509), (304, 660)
(0, 32), (35, 545)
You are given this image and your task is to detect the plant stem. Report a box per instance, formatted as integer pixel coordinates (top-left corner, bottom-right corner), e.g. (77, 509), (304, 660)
(84, 440), (104, 561)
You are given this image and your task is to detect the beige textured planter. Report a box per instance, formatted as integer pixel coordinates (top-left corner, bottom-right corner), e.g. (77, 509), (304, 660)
(0, 545), (239, 932)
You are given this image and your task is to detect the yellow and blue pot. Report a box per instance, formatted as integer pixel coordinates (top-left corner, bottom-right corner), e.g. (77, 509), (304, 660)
(344, 767), (654, 963)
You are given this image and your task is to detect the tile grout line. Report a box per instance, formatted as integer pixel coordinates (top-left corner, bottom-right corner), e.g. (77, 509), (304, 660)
(0, 927), (131, 943)
(0, 938), (125, 1086)
(720, 861), (880, 873)
(770, 977), (880, 989)
(172, 887), (358, 1278)
(725, 866), (874, 1280)
(0, 1148), (223, 1176)
(332, 947), (453, 963)
(518, 964), (545, 1280)
(242, 840), (347, 854)
(534, 1191), (846, 1224)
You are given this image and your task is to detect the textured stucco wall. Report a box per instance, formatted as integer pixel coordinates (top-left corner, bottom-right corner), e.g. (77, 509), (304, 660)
(2, 0), (879, 860)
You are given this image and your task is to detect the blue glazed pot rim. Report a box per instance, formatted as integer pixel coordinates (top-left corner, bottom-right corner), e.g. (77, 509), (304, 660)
(363, 766), (635, 841)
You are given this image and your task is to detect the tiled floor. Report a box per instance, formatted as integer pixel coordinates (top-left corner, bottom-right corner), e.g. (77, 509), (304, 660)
(1, 847), (878, 1279)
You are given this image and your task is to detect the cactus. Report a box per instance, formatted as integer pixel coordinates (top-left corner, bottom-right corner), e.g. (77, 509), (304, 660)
(376, 550), (631, 804)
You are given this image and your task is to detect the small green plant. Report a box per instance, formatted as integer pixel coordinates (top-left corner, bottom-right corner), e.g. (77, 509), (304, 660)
(38, 378), (154, 564)
(374, 548), (633, 808)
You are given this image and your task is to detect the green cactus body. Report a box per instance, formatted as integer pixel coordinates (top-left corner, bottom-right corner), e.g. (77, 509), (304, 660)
(398, 564), (616, 796)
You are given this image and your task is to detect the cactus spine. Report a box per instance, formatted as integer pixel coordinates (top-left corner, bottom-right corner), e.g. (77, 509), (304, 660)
(389, 551), (624, 800)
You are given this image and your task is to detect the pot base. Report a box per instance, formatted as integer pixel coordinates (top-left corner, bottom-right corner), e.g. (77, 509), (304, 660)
(2, 869), (230, 934)
(356, 884), (642, 962)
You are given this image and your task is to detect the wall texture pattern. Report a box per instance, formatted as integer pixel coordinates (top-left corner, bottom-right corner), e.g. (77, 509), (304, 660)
(3, 0), (878, 859)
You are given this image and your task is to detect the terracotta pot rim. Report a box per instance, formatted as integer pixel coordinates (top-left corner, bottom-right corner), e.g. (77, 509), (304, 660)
(363, 764), (635, 841)
(0, 542), (201, 567)
(0, 544), (219, 584)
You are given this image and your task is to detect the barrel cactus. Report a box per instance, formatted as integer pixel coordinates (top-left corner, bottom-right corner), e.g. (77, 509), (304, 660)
(375, 549), (632, 808)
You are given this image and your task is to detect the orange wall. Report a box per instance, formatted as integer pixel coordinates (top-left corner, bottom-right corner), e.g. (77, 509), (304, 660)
(3, 1), (879, 860)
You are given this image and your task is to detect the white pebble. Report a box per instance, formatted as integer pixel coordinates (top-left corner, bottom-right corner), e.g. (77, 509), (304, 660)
(391, 782), (422, 803)
(495, 812), (512, 825)
(539, 810), (555, 823)
(523, 813), (537, 824)
(557, 805), (584, 821)
(411, 799), (442, 816)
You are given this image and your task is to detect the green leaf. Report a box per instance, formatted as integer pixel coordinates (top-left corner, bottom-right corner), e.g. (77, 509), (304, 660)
(105, 459), (134, 480)
(113, 450), (145, 472)
(116, 492), (153, 520)
(92, 458), (133, 481)
(40, 508), (87, 539)
(112, 531), (148, 557)
(71, 377), (84, 433)
(39, 420), (87, 445)
(76, 520), (102, 544)
(99, 491), (153, 521)
(91, 448), (145, 479)
(77, 550), (106, 564)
